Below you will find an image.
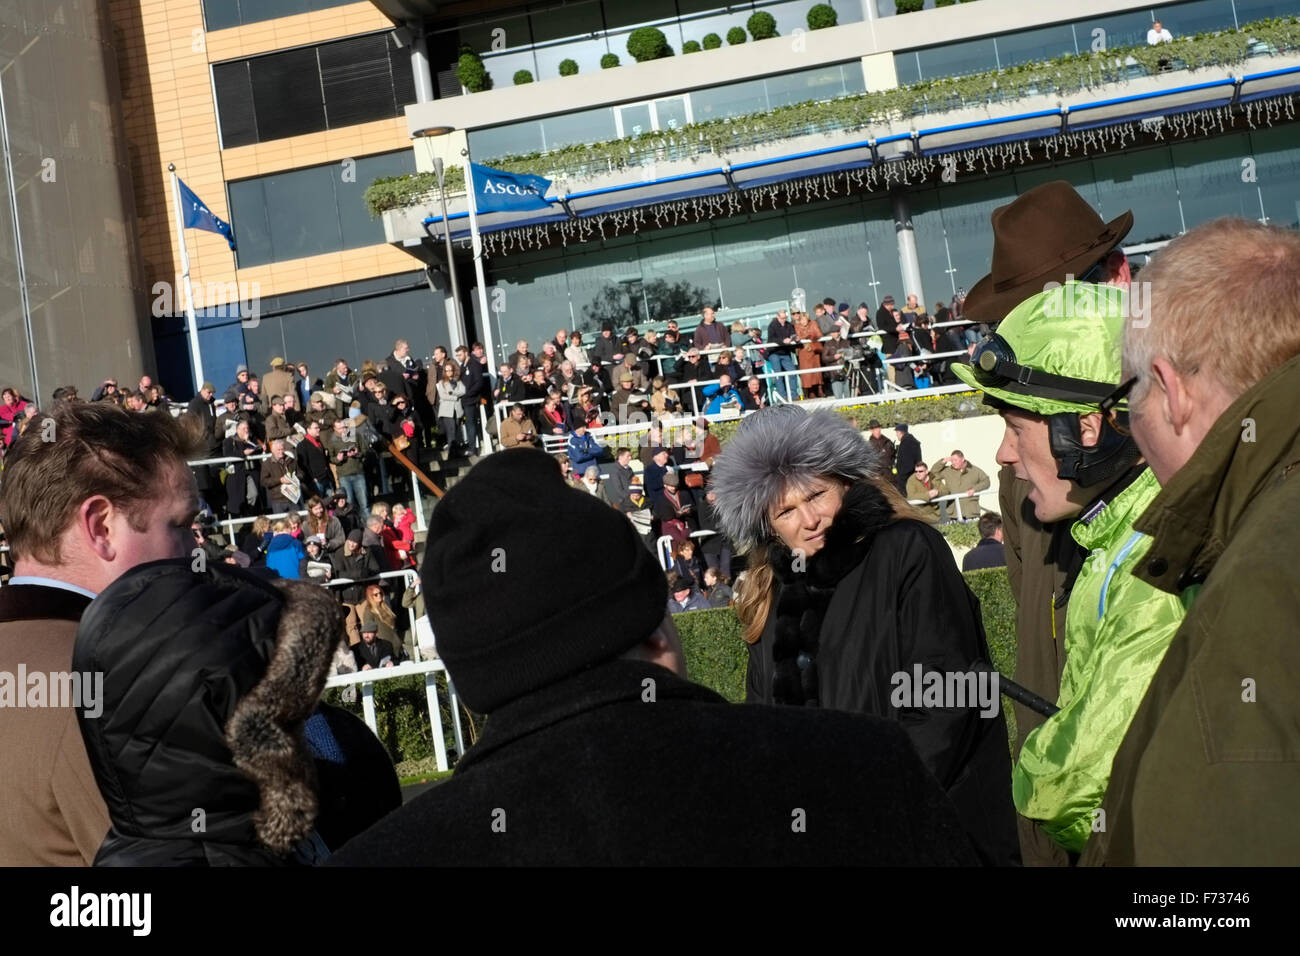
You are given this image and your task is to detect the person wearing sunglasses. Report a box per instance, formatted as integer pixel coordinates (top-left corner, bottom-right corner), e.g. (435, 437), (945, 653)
(951, 284), (1185, 860)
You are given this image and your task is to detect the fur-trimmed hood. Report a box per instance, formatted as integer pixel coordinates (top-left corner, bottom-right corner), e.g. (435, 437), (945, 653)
(73, 559), (344, 863)
(710, 405), (884, 553)
(769, 478), (899, 589)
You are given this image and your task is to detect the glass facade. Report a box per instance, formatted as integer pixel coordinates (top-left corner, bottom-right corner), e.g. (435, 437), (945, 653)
(448, 0), (863, 86)
(203, 0), (359, 32)
(473, 121), (1300, 361)
(228, 150), (417, 268)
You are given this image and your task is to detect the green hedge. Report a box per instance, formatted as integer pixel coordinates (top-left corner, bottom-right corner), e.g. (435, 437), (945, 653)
(709, 390), (983, 446)
(363, 168), (464, 219)
(327, 566), (1018, 764)
(937, 520), (981, 549)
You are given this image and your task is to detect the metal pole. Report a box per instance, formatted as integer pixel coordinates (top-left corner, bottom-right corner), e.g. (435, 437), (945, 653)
(460, 148), (499, 370)
(0, 72), (41, 404)
(168, 164), (205, 392)
(433, 157), (466, 352)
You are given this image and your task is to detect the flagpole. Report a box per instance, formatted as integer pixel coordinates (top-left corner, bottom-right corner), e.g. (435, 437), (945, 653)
(460, 149), (498, 370)
(168, 163), (204, 393)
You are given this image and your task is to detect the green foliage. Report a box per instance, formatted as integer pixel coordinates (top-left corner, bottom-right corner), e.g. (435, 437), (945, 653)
(937, 520), (981, 549)
(513, 69), (534, 85)
(363, 167), (463, 218)
(807, 3), (838, 29)
(709, 390), (982, 446)
(676, 607), (748, 702)
(895, 0), (924, 12)
(726, 26), (747, 45)
(600, 52), (620, 69)
(682, 39), (702, 54)
(702, 32), (723, 50)
(323, 674), (477, 766)
(558, 58), (579, 77)
(747, 11), (778, 41)
(627, 26), (673, 62)
(936, 0), (957, 6)
(963, 566), (1018, 748)
(455, 51), (489, 92)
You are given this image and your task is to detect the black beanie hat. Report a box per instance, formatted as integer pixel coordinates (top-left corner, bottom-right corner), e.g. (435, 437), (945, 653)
(422, 448), (667, 713)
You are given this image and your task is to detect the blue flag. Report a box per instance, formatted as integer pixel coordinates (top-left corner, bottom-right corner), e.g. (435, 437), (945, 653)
(471, 163), (553, 214)
(178, 177), (237, 250)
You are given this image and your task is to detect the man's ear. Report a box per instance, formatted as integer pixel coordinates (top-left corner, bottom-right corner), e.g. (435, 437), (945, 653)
(1078, 411), (1104, 449)
(1150, 356), (1194, 434)
(79, 495), (117, 563)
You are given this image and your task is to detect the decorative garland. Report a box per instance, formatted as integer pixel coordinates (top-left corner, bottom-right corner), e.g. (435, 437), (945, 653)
(476, 92), (1295, 257)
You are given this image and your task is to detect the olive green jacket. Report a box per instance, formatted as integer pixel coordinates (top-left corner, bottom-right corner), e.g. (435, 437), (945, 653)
(1083, 353), (1300, 865)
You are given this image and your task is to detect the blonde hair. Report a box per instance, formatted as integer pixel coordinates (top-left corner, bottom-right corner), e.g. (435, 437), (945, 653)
(734, 476), (924, 644)
(1124, 218), (1300, 403)
(271, 519), (289, 532)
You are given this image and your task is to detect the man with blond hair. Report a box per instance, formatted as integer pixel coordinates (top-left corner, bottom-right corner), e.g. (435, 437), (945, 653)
(1084, 218), (1300, 865)
(0, 403), (201, 864)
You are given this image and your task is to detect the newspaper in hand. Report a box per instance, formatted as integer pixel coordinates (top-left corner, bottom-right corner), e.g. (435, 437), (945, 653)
(281, 473), (302, 505)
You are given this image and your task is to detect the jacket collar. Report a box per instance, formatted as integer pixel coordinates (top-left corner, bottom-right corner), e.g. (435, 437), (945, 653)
(0, 583), (93, 623)
(1070, 464), (1157, 553)
(770, 479), (897, 591)
(458, 659), (722, 770)
(1134, 353), (1300, 593)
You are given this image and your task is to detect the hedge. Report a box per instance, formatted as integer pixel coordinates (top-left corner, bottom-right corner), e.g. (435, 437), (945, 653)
(327, 565), (1018, 765)
(363, 167), (464, 219)
(708, 390), (984, 446)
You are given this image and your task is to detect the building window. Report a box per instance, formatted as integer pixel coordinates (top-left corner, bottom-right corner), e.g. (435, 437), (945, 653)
(214, 33), (416, 148)
(227, 150), (417, 268)
(202, 0), (359, 32)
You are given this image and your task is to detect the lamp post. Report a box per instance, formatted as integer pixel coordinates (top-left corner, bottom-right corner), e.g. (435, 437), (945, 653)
(413, 124), (498, 371)
(430, 155), (465, 352)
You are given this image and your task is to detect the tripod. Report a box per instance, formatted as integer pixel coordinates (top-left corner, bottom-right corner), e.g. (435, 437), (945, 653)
(845, 360), (875, 396)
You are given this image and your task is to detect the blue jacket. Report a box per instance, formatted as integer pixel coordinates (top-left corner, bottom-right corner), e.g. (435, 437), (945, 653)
(265, 533), (305, 580)
(702, 384), (744, 415)
(567, 432), (602, 476)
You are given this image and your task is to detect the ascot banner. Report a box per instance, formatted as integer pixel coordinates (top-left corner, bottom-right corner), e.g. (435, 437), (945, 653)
(471, 162), (554, 214)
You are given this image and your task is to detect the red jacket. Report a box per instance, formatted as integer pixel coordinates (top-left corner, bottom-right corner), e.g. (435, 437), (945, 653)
(382, 513), (416, 569)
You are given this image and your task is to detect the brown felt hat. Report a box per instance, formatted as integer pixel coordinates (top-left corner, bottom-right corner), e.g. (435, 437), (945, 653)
(963, 181), (1132, 326)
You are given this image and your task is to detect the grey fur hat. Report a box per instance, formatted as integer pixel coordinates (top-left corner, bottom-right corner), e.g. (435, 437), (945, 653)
(710, 405), (882, 553)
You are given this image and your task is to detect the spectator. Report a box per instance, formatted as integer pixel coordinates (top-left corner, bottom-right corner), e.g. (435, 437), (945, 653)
(822, 328), (846, 398)
(674, 347), (711, 413)
(893, 423), (922, 496)
(90, 378), (118, 403)
(494, 363), (526, 406)
(223, 419), (262, 518)
(298, 419), (334, 499)
(695, 483), (732, 581)
(1084, 218), (1300, 866)
(642, 446), (672, 509)
(239, 516), (272, 567)
(566, 420), (603, 477)
(611, 372), (649, 426)
(260, 439), (298, 514)
(538, 393), (568, 437)
(701, 373), (743, 415)
(671, 538), (704, 592)
(380, 339), (419, 403)
(506, 339), (536, 372)
(551, 327), (569, 354)
(351, 614), (397, 671)
(648, 376), (680, 417)
(295, 362), (316, 410)
(653, 470), (696, 547)
(793, 311), (825, 398)
(327, 417), (369, 514)
(931, 450), (991, 520)
(305, 495), (345, 553)
(577, 465), (602, 496)
(666, 570), (710, 614)
(262, 357), (294, 414)
(0, 386), (29, 446)
(362, 513), (391, 573)
(185, 381), (222, 506)
(703, 567), (733, 608)
(385, 502), (416, 570)
(692, 306), (727, 352)
(891, 332), (919, 389)
(600, 447), (637, 511)
(432, 361), (466, 458)
(500, 402), (539, 448)
(589, 323), (619, 366)
(264, 395), (291, 442)
(330, 489), (362, 537)
(301, 535), (332, 581)
(457, 342), (489, 456)
(656, 328), (683, 379)
(765, 309), (799, 400)
(564, 330), (591, 370)
(331, 529), (378, 605)
(729, 321), (750, 348)
(328, 448), (978, 866)
(0, 402), (203, 864)
(324, 359), (358, 417)
(962, 513), (1006, 572)
(739, 375), (769, 411)
(906, 461), (951, 523)
(866, 419), (895, 471)
(709, 404), (1019, 864)
(1146, 18), (1172, 44)
(224, 363), (250, 405)
(265, 519), (305, 579)
(346, 584), (401, 648)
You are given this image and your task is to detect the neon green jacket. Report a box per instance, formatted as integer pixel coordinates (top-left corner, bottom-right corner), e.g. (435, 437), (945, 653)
(1012, 467), (1186, 853)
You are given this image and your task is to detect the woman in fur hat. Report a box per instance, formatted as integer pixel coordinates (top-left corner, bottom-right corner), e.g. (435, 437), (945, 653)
(710, 405), (1018, 864)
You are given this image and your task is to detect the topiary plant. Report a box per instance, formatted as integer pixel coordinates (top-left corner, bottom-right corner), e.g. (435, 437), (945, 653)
(627, 26), (673, 62)
(747, 10), (778, 40)
(682, 39), (701, 54)
(513, 69), (534, 85)
(807, 3), (838, 29)
(702, 32), (723, 50)
(895, 0), (925, 12)
(600, 52), (620, 68)
(726, 26), (747, 45)
(558, 58), (578, 76)
(936, 0), (957, 5)
(456, 51), (490, 92)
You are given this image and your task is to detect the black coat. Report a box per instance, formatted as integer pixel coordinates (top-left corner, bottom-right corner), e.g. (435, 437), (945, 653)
(894, 432), (923, 493)
(73, 559), (396, 865)
(329, 659), (979, 866)
(962, 537), (1007, 572)
(746, 480), (1020, 865)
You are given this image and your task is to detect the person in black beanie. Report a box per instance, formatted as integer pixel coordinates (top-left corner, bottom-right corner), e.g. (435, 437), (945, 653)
(329, 448), (979, 866)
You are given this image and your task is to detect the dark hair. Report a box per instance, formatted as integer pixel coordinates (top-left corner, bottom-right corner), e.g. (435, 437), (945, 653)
(978, 512), (1003, 540)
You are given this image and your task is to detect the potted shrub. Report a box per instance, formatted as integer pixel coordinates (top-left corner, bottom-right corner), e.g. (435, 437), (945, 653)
(726, 26), (747, 45)
(747, 11), (778, 40)
(558, 58), (579, 76)
(682, 39), (702, 54)
(895, 0), (925, 13)
(627, 26), (673, 62)
(456, 50), (490, 92)
(600, 52), (620, 68)
(807, 3), (838, 29)
(702, 32), (723, 50)
(513, 69), (534, 84)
